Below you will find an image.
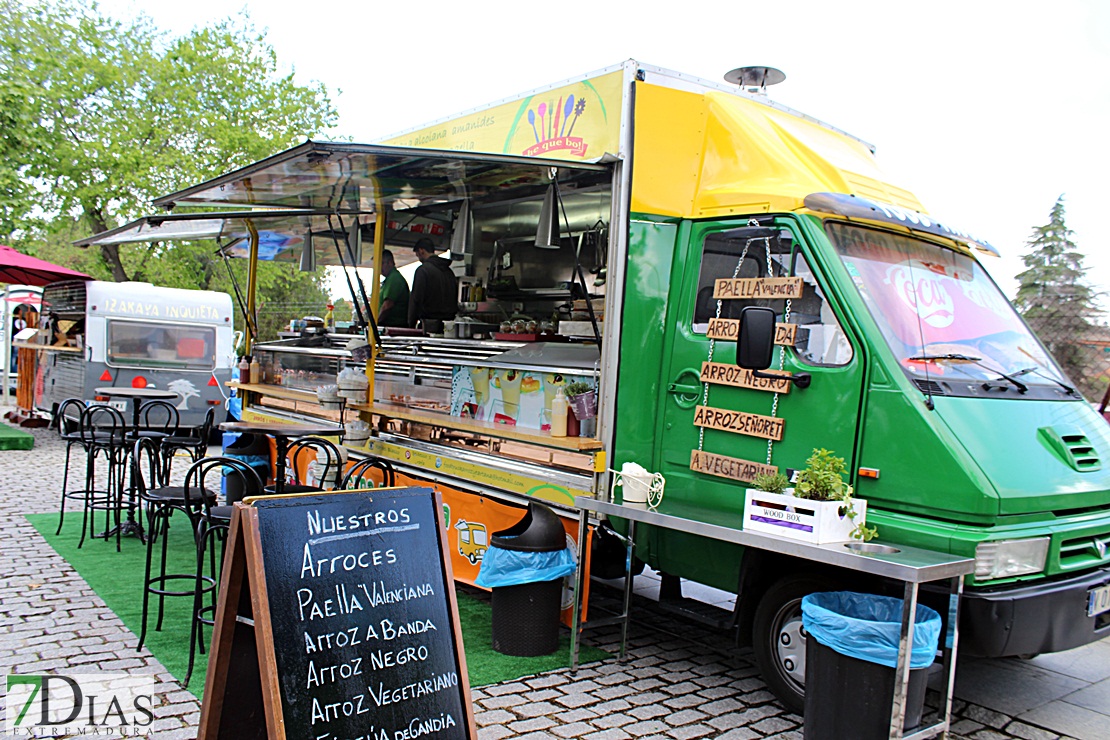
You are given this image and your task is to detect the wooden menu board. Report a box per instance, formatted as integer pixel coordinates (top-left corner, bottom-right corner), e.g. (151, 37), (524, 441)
(199, 488), (476, 740)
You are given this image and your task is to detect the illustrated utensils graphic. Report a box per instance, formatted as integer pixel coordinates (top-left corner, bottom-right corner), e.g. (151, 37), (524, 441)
(528, 109), (539, 144)
(560, 95), (575, 136)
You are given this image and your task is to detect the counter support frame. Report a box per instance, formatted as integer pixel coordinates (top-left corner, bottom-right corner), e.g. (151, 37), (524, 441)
(570, 497), (972, 740)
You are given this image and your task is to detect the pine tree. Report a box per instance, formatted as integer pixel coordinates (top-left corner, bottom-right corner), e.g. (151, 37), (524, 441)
(1014, 196), (1101, 397)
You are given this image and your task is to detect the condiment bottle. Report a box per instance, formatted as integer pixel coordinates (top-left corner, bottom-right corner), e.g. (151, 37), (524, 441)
(324, 303), (335, 331)
(238, 355), (251, 384)
(250, 355), (261, 385)
(550, 387), (568, 437)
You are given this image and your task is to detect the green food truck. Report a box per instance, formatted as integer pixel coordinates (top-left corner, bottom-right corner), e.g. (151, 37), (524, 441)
(82, 60), (1110, 711)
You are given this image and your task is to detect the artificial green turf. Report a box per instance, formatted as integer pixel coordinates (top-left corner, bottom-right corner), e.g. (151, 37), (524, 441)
(27, 512), (608, 697)
(0, 421), (34, 450)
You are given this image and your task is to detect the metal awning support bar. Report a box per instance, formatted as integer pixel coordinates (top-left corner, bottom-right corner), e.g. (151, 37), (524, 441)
(244, 220), (260, 354)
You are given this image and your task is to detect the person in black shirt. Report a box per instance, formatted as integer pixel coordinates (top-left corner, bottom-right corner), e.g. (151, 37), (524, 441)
(408, 238), (458, 332)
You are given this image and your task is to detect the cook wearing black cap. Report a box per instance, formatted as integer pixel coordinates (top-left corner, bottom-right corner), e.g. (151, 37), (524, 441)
(407, 237), (458, 332)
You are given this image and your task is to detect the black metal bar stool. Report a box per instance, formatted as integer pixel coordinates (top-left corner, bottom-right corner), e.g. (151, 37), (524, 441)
(77, 404), (129, 551)
(184, 456), (263, 687)
(54, 398), (88, 536)
(133, 437), (214, 652)
(340, 455), (397, 489)
(263, 435), (343, 494)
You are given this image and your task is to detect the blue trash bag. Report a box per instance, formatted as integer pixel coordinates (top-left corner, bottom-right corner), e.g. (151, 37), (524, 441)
(474, 545), (577, 588)
(801, 591), (941, 670)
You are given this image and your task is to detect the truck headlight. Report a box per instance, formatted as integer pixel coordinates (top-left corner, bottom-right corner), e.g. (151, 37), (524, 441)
(974, 538), (1050, 580)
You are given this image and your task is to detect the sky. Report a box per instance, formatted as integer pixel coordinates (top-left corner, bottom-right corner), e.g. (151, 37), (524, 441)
(100, 0), (1110, 304)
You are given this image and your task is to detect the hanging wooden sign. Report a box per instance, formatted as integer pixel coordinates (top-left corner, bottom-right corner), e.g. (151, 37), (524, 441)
(198, 487), (476, 740)
(693, 405), (785, 441)
(713, 276), (804, 300)
(690, 450), (778, 483)
(700, 362), (791, 394)
(707, 318), (797, 347)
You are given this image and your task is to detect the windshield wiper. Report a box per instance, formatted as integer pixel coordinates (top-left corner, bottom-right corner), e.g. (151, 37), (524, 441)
(908, 354), (1028, 393)
(1010, 366), (1078, 396)
(906, 353), (981, 363)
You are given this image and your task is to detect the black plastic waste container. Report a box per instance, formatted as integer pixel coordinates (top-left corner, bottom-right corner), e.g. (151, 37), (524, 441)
(801, 591), (941, 740)
(222, 433), (270, 503)
(485, 502), (571, 657)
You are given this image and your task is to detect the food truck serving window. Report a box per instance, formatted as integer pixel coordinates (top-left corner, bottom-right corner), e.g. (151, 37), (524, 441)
(107, 320), (216, 371)
(828, 222), (1069, 394)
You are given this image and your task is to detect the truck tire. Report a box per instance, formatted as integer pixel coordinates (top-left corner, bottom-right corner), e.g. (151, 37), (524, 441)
(752, 574), (839, 714)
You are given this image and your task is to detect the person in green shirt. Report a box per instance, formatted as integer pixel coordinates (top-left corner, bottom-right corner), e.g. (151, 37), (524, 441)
(377, 249), (410, 327)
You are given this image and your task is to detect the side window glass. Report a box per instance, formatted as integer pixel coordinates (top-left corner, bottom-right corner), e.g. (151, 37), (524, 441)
(692, 226), (852, 367)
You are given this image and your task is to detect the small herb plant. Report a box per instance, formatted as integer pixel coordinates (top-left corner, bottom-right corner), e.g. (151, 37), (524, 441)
(564, 381), (593, 397)
(751, 471), (790, 495)
(793, 448), (877, 541)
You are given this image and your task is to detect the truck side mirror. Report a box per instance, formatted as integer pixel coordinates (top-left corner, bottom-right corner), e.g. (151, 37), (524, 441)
(736, 305), (812, 388)
(736, 306), (776, 370)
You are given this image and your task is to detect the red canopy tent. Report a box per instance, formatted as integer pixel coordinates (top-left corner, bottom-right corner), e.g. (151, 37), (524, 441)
(0, 244), (91, 286)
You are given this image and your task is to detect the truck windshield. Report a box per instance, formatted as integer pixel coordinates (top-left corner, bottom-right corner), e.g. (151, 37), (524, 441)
(827, 223), (1070, 395)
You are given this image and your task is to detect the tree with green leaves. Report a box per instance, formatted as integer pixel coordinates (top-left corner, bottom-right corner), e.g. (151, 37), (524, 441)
(0, 0), (339, 339)
(1014, 196), (1102, 398)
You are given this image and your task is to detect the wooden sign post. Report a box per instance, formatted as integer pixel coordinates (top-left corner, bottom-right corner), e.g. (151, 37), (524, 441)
(199, 487), (476, 740)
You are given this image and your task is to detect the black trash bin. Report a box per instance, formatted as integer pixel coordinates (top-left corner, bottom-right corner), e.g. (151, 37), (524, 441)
(222, 433), (270, 503)
(801, 592), (941, 740)
(481, 502), (573, 657)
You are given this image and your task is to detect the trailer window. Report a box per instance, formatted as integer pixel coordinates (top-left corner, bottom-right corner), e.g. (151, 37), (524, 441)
(692, 229), (852, 366)
(107, 320), (216, 371)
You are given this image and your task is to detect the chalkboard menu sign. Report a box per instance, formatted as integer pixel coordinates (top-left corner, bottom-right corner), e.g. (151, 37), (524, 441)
(198, 488), (476, 740)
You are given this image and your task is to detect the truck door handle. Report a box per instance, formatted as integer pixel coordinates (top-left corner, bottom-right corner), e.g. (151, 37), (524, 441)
(667, 369), (702, 410)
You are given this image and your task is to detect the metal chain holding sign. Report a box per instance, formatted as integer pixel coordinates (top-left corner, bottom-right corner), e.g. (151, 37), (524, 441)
(698, 234), (761, 453)
(697, 228), (794, 468)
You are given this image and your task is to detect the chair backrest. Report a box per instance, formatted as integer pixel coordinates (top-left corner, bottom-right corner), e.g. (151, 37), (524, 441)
(131, 437), (167, 498)
(185, 456), (264, 509)
(139, 400), (180, 435)
(80, 404), (126, 446)
(287, 436), (343, 490)
(56, 398), (86, 436)
(340, 456), (396, 490)
(193, 406), (216, 450)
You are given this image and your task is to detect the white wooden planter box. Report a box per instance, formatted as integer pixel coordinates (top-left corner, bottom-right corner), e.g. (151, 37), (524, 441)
(743, 489), (866, 544)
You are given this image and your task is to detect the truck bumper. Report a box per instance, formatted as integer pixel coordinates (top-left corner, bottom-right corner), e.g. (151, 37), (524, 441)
(960, 566), (1110, 657)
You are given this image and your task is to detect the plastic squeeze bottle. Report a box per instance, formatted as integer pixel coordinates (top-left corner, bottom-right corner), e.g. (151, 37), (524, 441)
(250, 355), (262, 385)
(325, 303), (335, 331)
(550, 387), (568, 437)
(238, 355), (251, 384)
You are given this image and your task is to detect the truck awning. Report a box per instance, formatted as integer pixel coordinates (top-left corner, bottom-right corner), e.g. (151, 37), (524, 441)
(78, 141), (612, 266)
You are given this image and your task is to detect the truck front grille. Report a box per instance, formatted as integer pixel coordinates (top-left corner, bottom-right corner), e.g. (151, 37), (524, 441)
(1059, 530), (1110, 570)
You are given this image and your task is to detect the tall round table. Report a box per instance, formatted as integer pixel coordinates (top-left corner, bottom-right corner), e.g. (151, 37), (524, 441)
(218, 421), (345, 495)
(94, 386), (181, 540)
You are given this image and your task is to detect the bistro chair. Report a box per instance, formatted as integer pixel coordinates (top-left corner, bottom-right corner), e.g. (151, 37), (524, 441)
(77, 404), (129, 551)
(54, 398), (88, 536)
(183, 456), (263, 687)
(128, 400), (180, 443)
(263, 436), (343, 494)
(340, 456), (396, 490)
(160, 406), (216, 474)
(133, 437), (215, 652)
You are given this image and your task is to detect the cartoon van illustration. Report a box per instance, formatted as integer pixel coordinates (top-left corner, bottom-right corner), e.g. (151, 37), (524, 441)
(454, 519), (488, 565)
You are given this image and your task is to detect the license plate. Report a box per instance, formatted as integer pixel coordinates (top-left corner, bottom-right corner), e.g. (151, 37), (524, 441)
(1088, 584), (1110, 617)
(107, 400), (127, 413)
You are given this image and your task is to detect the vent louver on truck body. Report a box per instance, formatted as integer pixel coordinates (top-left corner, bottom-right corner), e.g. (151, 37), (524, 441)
(1038, 426), (1101, 472)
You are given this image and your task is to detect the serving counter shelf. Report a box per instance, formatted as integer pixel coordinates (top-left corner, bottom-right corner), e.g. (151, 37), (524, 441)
(352, 401), (603, 453)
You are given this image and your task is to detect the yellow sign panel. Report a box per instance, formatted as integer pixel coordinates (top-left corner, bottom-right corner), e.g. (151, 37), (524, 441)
(690, 450), (777, 483)
(381, 71), (626, 161)
(693, 405), (785, 441)
(707, 318), (797, 346)
(713, 277), (804, 300)
(700, 362), (791, 394)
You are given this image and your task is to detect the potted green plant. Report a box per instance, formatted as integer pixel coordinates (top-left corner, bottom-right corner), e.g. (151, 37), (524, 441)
(563, 381), (597, 421)
(750, 471), (791, 496)
(744, 449), (876, 543)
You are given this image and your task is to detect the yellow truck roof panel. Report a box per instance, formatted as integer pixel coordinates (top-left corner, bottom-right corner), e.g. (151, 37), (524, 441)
(630, 82), (924, 219)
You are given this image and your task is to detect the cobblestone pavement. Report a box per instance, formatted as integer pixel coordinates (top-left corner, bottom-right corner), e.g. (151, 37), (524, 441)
(0, 417), (1102, 739)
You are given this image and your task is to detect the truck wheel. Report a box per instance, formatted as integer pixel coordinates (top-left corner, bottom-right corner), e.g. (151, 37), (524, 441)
(752, 574), (836, 715)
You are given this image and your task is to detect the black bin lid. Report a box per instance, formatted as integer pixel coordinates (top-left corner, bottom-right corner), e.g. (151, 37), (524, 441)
(490, 502), (567, 552)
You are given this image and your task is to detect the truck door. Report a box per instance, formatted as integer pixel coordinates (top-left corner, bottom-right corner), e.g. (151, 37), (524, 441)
(656, 218), (866, 532)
